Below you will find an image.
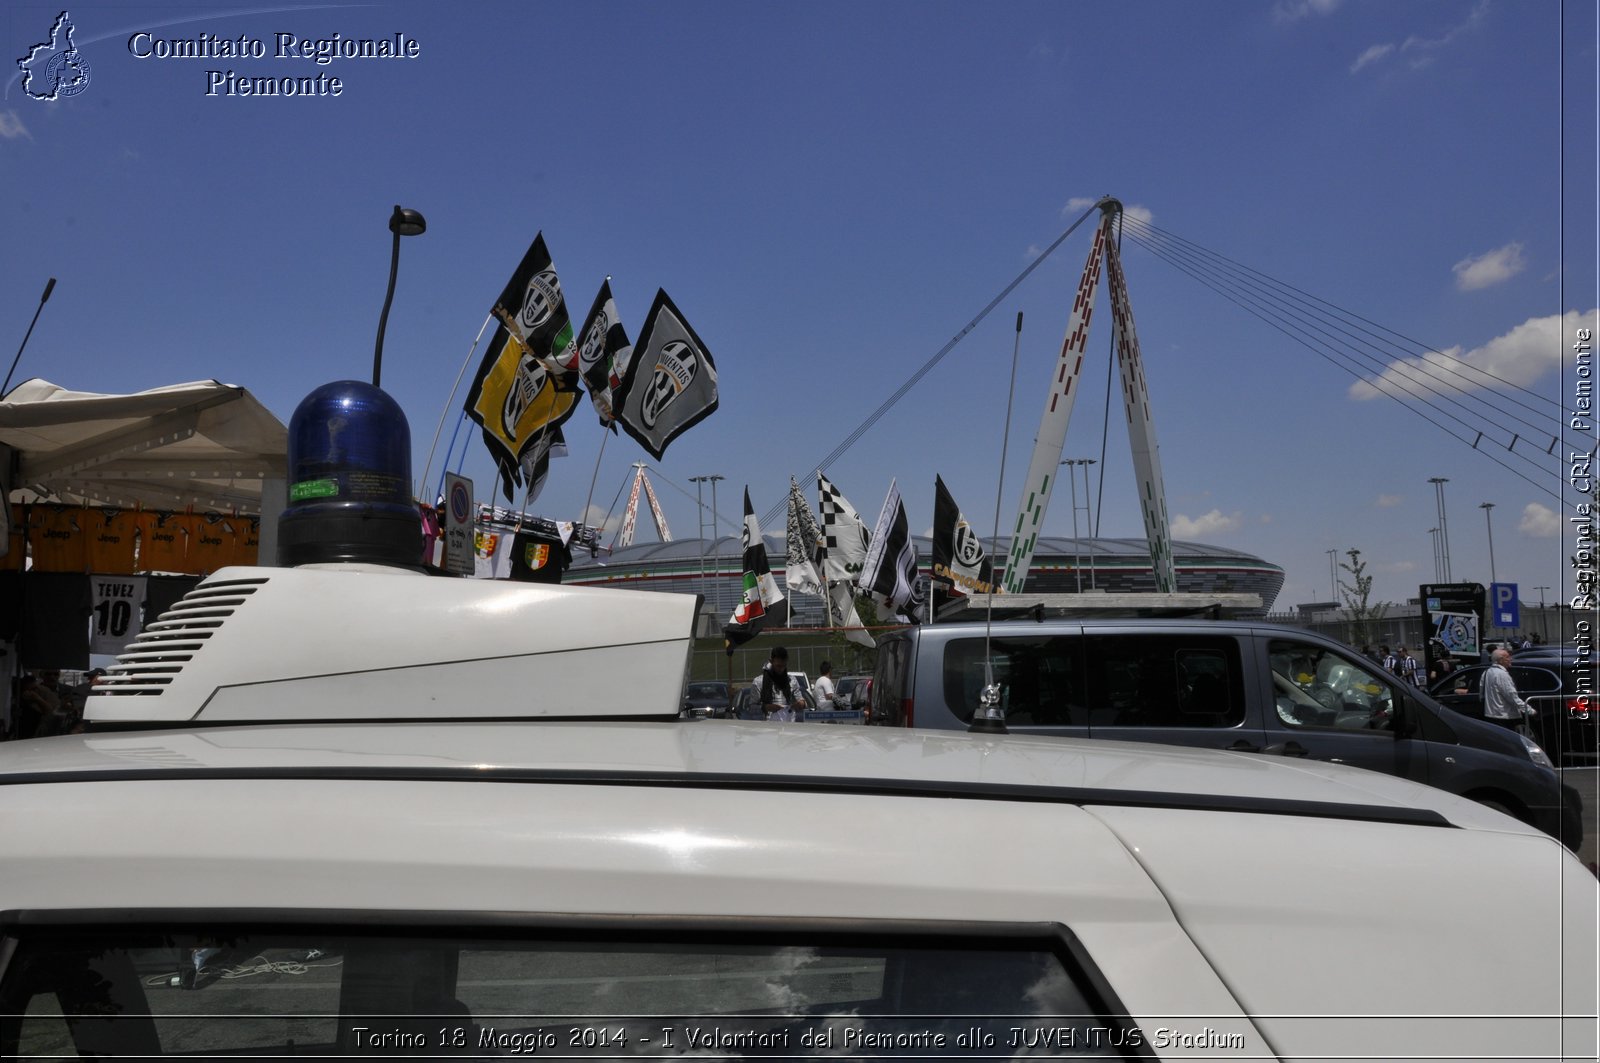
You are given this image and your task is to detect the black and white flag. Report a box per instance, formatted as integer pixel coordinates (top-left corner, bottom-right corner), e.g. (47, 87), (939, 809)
(784, 477), (825, 598)
(932, 474), (998, 596)
(857, 479), (924, 623)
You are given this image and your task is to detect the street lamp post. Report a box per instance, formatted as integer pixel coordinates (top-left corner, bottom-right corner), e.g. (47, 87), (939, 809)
(1479, 502), (1497, 586)
(689, 476), (713, 610)
(1059, 459), (1096, 592)
(1427, 477), (1452, 582)
(708, 474), (725, 613)
(1428, 527), (1440, 583)
(1326, 548), (1338, 602)
(372, 206), (427, 389)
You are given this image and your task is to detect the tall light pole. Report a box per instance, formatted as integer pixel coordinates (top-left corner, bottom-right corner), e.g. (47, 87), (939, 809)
(707, 474), (725, 613)
(372, 206), (427, 388)
(689, 475), (714, 607)
(1479, 502), (1497, 585)
(1326, 548), (1338, 602)
(1428, 527), (1441, 582)
(1427, 477), (1452, 582)
(1060, 460), (1083, 592)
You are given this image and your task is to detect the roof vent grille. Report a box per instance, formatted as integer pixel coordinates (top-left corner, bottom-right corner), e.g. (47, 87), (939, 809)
(97, 577), (270, 697)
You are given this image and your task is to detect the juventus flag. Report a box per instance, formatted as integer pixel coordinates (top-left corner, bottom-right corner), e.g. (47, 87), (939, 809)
(490, 232), (579, 379)
(857, 479), (924, 623)
(932, 475), (999, 596)
(612, 289), (719, 461)
(573, 279), (633, 430)
(723, 488), (785, 653)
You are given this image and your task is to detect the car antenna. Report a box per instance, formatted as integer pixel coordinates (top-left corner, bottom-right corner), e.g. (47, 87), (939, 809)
(969, 311), (1023, 735)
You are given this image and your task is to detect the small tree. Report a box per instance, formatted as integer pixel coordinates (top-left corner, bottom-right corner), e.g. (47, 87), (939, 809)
(1337, 548), (1389, 648)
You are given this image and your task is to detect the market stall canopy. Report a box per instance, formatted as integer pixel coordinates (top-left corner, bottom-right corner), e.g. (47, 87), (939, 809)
(0, 378), (287, 514)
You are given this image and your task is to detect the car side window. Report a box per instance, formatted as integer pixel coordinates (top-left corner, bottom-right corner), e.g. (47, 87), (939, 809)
(942, 636), (1086, 725)
(1268, 639), (1395, 733)
(1083, 635), (1245, 728)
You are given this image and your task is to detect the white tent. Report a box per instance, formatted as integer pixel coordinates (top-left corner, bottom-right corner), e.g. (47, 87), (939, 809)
(0, 378), (287, 514)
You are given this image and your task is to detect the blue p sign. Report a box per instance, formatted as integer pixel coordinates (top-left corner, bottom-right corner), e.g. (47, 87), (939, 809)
(1490, 582), (1519, 628)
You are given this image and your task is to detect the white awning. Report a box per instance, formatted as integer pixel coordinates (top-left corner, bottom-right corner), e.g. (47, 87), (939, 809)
(0, 378), (287, 514)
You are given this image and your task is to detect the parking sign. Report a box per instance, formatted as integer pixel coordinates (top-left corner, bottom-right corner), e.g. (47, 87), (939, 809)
(1490, 582), (1519, 628)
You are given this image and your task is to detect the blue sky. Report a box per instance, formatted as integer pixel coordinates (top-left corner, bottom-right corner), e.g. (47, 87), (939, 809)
(2, 0), (1595, 612)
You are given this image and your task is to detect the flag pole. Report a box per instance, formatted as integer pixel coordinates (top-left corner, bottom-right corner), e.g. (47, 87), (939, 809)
(420, 312), (494, 498)
(582, 427), (611, 540)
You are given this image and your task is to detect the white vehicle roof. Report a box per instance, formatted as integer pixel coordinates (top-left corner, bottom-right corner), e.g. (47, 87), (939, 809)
(3, 723), (1595, 1061)
(12, 566), (1597, 1062)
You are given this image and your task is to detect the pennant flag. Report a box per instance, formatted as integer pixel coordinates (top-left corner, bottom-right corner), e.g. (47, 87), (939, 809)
(490, 232), (579, 379)
(784, 477), (825, 598)
(464, 324), (580, 500)
(612, 289), (718, 460)
(857, 479), (924, 623)
(574, 279), (634, 430)
(932, 474), (999, 596)
(817, 472), (870, 583)
(723, 488), (785, 654)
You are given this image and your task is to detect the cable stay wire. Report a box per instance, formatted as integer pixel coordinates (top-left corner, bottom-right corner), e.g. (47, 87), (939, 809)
(1119, 228), (1564, 505)
(1120, 219), (1565, 451)
(1123, 217), (1574, 421)
(758, 199), (1110, 531)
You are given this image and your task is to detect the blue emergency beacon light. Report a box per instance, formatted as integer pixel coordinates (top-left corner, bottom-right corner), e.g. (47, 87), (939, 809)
(277, 206), (428, 568)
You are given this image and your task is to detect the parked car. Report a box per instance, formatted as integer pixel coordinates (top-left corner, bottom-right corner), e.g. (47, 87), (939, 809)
(833, 674), (868, 708)
(681, 680), (732, 718)
(0, 568), (1593, 1061)
(873, 618), (1583, 849)
(1428, 658), (1596, 762)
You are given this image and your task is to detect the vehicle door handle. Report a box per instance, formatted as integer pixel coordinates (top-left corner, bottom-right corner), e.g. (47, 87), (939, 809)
(1227, 740), (1260, 753)
(1264, 741), (1310, 758)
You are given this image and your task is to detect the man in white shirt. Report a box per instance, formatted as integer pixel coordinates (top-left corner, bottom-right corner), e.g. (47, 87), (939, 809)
(1482, 648), (1534, 736)
(814, 661), (837, 712)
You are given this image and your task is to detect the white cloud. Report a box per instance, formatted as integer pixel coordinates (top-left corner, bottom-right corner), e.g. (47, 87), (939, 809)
(1273, 0), (1341, 23)
(1453, 242), (1527, 291)
(1400, 0), (1487, 57)
(1024, 244), (1045, 260)
(1349, 43), (1394, 74)
(1375, 494), (1403, 508)
(1519, 502), (1561, 538)
(0, 110), (31, 139)
(1349, 3), (1485, 75)
(1348, 308), (1597, 400)
(1170, 509), (1243, 539)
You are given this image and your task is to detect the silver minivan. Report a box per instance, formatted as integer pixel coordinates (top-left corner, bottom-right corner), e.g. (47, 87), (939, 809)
(873, 617), (1582, 849)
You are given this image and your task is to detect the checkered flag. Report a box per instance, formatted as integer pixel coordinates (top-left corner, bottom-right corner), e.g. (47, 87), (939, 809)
(817, 472), (871, 584)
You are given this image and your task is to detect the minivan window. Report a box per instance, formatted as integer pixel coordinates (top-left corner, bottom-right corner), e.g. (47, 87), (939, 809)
(1083, 635), (1245, 729)
(1268, 639), (1395, 733)
(942, 635), (1087, 725)
(0, 926), (1132, 1059)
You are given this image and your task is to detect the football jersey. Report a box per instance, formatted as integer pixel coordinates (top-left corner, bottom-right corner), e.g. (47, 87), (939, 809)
(237, 516), (262, 566)
(187, 512), (240, 574)
(27, 505), (88, 572)
(135, 511), (190, 573)
(83, 507), (139, 573)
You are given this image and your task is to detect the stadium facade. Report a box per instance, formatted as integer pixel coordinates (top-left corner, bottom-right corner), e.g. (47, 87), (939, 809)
(564, 535), (1285, 621)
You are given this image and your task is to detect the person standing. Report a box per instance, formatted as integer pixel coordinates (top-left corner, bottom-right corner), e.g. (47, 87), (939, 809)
(814, 661), (837, 712)
(752, 646), (804, 722)
(1482, 648), (1534, 736)
(1396, 647), (1420, 686)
